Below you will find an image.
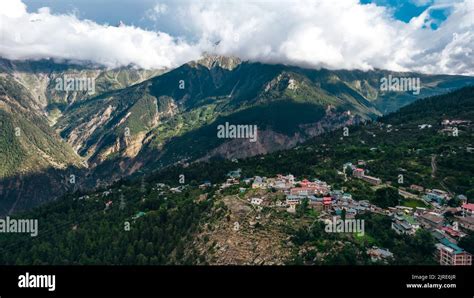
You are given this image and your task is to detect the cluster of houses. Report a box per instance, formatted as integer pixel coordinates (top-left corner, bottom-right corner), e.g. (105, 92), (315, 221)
(387, 204), (472, 266)
(245, 173), (381, 218)
(220, 168), (473, 266)
(439, 118), (471, 136)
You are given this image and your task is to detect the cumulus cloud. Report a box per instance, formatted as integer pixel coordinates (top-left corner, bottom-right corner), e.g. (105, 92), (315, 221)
(0, 0), (200, 69)
(0, 0), (472, 75)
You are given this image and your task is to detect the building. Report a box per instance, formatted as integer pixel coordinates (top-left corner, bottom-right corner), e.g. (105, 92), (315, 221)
(423, 192), (444, 204)
(227, 169), (242, 179)
(199, 181), (212, 189)
(250, 198), (263, 205)
(309, 196), (324, 211)
(441, 226), (465, 238)
(435, 239), (472, 266)
(432, 189), (450, 199)
(353, 168), (365, 178)
(419, 212), (444, 229)
(461, 203), (474, 217)
(290, 187), (321, 197)
(457, 195), (468, 204)
(410, 184), (424, 192)
(391, 214), (420, 235)
(441, 119), (472, 126)
(252, 176), (266, 189)
(361, 175), (382, 185)
(323, 196), (332, 211)
(367, 247), (394, 263)
(455, 216), (474, 232)
(286, 195), (302, 205)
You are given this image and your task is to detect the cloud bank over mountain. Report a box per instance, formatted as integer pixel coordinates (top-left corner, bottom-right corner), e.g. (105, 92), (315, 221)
(0, 0), (472, 74)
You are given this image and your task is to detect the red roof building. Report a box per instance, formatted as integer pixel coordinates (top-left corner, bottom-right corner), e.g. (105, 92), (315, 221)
(462, 203), (474, 217)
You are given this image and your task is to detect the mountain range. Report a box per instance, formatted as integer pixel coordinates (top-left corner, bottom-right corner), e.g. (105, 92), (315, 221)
(0, 86), (472, 265)
(1, 55), (473, 214)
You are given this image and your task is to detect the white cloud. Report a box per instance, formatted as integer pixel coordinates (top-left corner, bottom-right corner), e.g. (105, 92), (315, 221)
(145, 3), (169, 21)
(0, 0), (200, 69)
(0, 0), (472, 75)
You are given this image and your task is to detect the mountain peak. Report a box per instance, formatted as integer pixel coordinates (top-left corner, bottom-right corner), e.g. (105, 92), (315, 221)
(190, 54), (242, 71)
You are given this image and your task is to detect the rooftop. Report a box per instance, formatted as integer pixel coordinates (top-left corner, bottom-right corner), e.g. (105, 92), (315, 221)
(462, 203), (474, 211)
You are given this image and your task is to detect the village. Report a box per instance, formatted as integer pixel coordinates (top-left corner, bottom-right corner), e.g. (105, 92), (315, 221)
(77, 158), (473, 266)
(212, 163), (473, 265)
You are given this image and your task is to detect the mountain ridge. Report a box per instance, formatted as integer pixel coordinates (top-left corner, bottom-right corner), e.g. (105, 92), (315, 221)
(1, 56), (474, 214)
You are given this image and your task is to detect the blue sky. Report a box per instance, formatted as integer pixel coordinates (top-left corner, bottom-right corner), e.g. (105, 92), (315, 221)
(361, 0), (450, 28)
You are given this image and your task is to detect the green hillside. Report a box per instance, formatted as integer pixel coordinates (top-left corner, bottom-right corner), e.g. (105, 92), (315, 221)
(0, 86), (471, 265)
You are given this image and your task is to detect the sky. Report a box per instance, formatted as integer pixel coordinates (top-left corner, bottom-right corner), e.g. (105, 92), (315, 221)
(0, 0), (473, 75)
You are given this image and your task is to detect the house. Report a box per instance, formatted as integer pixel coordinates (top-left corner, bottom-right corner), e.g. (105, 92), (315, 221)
(455, 216), (474, 231)
(330, 190), (343, 201)
(441, 226), (466, 238)
(391, 214), (419, 235)
(461, 203), (474, 217)
(345, 208), (357, 218)
(419, 212), (444, 229)
(361, 175), (382, 185)
(432, 189), (450, 199)
(353, 168), (365, 178)
(342, 193), (352, 201)
(441, 119), (472, 126)
(367, 247), (394, 263)
(310, 202), (324, 211)
(286, 195), (302, 205)
(435, 238), (472, 266)
(252, 176), (266, 189)
(290, 187), (322, 197)
(199, 181), (212, 189)
(250, 198), (263, 205)
(392, 221), (415, 235)
(457, 195), (468, 204)
(423, 192), (444, 204)
(227, 169), (242, 179)
(410, 184), (424, 192)
(323, 197), (332, 211)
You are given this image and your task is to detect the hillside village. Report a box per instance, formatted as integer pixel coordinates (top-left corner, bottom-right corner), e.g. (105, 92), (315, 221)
(77, 158), (472, 265)
(61, 111), (473, 266)
(209, 164), (472, 265)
